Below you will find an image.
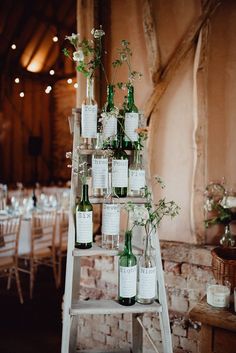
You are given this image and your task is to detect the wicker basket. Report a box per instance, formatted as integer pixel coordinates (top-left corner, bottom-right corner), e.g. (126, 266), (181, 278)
(211, 246), (236, 288)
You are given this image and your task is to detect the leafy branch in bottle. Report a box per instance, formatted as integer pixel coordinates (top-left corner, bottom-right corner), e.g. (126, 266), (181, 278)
(124, 176), (180, 236)
(115, 40), (143, 89)
(63, 27), (105, 79)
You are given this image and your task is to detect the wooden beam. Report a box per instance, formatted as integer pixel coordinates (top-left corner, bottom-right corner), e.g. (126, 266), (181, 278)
(142, 0), (161, 85)
(190, 23), (209, 244)
(144, 0), (221, 120)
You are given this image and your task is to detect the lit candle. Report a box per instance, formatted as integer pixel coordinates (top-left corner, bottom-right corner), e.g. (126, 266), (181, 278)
(207, 284), (230, 308)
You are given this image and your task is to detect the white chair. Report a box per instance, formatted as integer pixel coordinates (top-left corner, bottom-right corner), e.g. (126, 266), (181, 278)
(20, 210), (58, 298)
(0, 216), (23, 303)
(56, 210), (69, 287)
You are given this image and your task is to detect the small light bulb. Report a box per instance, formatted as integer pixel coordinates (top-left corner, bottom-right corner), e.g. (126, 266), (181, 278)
(45, 86), (52, 94)
(74, 83), (78, 88)
(15, 78), (20, 83)
(19, 92), (24, 97)
(11, 44), (16, 50)
(49, 70), (55, 75)
(52, 36), (58, 42)
(67, 78), (72, 84)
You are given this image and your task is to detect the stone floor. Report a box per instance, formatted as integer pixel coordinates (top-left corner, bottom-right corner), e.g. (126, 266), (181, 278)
(0, 260), (66, 353)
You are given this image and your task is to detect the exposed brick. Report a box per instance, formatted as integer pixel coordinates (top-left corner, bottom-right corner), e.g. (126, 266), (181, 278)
(148, 327), (162, 342)
(106, 335), (119, 348)
(94, 257), (114, 271)
(80, 277), (96, 288)
(164, 261), (181, 274)
(80, 257), (95, 267)
(101, 270), (118, 285)
(142, 315), (152, 328)
(99, 323), (111, 335)
(172, 334), (180, 347)
(111, 327), (127, 340)
(92, 331), (106, 344)
(188, 327), (200, 341)
(180, 337), (198, 353)
(172, 324), (187, 337)
(88, 268), (101, 279)
(171, 295), (189, 313)
(119, 319), (130, 332)
(164, 272), (187, 289)
(189, 248), (212, 267)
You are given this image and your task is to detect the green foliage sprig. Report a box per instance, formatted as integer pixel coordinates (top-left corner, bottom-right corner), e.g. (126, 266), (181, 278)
(125, 177), (180, 236)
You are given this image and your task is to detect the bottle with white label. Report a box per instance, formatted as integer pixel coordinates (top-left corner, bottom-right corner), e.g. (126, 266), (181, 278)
(111, 125), (128, 197)
(75, 184), (93, 249)
(118, 230), (137, 306)
(80, 77), (98, 149)
(124, 85), (139, 150)
(128, 143), (146, 197)
(92, 133), (108, 197)
(137, 231), (157, 304)
(102, 173), (120, 249)
(102, 84), (118, 149)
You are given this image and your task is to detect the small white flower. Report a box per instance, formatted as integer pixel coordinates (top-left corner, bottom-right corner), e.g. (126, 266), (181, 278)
(73, 50), (84, 62)
(92, 28), (105, 39)
(65, 33), (80, 46)
(221, 196), (236, 209)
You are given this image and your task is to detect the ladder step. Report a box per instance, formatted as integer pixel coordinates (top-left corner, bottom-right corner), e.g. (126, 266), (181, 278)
(73, 243), (142, 257)
(70, 299), (162, 316)
(76, 349), (132, 353)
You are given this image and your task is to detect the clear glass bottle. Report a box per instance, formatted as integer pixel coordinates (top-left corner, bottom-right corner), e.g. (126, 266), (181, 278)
(75, 184), (93, 249)
(102, 84), (118, 149)
(128, 143), (146, 197)
(92, 133), (108, 197)
(137, 231), (157, 304)
(220, 224), (235, 247)
(118, 230), (137, 306)
(102, 173), (120, 249)
(81, 77), (98, 149)
(124, 85), (139, 150)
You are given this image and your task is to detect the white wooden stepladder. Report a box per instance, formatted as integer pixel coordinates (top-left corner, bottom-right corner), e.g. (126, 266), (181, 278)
(61, 108), (173, 353)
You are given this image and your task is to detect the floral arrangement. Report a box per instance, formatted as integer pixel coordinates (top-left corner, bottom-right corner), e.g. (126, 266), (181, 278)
(125, 177), (180, 237)
(204, 181), (236, 228)
(66, 151), (91, 185)
(63, 27), (105, 79)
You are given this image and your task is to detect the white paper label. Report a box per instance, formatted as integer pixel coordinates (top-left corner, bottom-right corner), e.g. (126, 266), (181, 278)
(92, 157), (108, 189)
(207, 284), (230, 308)
(81, 104), (98, 138)
(119, 265), (137, 297)
(129, 169), (146, 190)
(138, 266), (156, 299)
(124, 113), (139, 142)
(112, 159), (128, 187)
(102, 114), (117, 139)
(102, 204), (120, 235)
(76, 211), (93, 243)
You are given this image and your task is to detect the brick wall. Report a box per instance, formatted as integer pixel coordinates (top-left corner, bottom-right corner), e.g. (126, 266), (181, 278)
(76, 240), (216, 353)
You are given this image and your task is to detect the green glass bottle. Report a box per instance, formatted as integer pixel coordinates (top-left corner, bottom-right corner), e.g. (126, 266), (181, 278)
(124, 85), (139, 150)
(102, 84), (118, 149)
(111, 124), (128, 197)
(75, 184), (93, 249)
(118, 230), (137, 306)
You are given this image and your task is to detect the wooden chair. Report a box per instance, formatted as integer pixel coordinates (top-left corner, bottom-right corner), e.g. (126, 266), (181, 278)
(20, 210), (58, 298)
(0, 216), (23, 304)
(56, 210), (69, 287)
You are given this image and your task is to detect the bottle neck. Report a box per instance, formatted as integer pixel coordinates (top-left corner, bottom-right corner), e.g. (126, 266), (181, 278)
(107, 84), (114, 109)
(81, 184), (89, 202)
(124, 230), (133, 255)
(127, 85), (135, 107)
(144, 233), (152, 257)
(133, 149), (142, 165)
(86, 77), (94, 101)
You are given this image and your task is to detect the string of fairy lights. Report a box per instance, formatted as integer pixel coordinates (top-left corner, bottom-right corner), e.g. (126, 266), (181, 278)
(11, 36), (78, 98)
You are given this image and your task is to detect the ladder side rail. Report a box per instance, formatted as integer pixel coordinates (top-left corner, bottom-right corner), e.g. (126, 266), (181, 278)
(152, 230), (173, 353)
(61, 111), (81, 353)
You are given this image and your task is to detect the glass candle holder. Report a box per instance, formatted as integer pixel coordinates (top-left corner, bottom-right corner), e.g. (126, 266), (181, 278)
(206, 283), (230, 308)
